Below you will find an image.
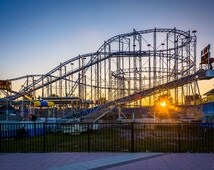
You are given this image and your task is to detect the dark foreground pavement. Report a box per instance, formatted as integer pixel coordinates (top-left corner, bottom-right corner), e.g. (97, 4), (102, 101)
(0, 152), (213, 170)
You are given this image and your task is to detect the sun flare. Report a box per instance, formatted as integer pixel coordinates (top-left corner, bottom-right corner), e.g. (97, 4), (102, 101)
(160, 101), (166, 107)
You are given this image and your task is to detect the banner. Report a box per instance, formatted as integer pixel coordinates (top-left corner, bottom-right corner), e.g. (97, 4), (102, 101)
(201, 44), (211, 64)
(0, 80), (11, 90)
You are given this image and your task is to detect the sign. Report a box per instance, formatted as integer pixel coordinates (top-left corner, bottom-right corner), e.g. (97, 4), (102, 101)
(201, 44), (211, 64)
(0, 80), (11, 90)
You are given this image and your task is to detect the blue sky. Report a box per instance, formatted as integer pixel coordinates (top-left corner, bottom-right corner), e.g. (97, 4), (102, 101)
(0, 0), (214, 93)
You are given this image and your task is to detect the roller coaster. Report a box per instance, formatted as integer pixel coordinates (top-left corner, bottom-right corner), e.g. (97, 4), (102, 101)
(1, 28), (213, 122)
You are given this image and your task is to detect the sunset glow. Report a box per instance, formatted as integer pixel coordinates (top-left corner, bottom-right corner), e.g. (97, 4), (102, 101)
(160, 101), (167, 107)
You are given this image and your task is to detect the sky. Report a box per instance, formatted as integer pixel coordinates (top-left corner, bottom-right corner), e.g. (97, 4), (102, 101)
(0, 0), (214, 95)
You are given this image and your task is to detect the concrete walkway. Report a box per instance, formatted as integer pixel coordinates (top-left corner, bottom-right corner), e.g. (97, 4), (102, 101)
(0, 152), (213, 170)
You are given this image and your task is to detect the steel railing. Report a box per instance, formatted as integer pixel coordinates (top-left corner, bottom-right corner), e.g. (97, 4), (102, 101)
(0, 122), (213, 153)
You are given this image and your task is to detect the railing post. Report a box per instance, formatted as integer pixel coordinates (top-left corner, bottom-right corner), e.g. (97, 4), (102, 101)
(43, 123), (46, 152)
(131, 122), (134, 152)
(87, 123), (90, 152)
(211, 124), (214, 152)
(178, 123), (181, 153)
(0, 123), (1, 153)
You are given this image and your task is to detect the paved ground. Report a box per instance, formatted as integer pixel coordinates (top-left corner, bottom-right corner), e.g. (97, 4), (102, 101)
(0, 152), (214, 170)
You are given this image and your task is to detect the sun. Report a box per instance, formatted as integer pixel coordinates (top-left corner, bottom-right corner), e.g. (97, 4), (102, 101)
(160, 101), (166, 107)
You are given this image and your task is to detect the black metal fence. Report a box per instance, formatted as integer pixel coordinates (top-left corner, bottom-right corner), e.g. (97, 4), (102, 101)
(0, 122), (213, 153)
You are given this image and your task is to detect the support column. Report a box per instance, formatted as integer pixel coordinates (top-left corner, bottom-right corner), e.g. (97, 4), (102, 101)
(192, 30), (197, 105)
(64, 65), (67, 96)
(147, 44), (151, 106)
(108, 44), (112, 101)
(59, 63), (62, 97)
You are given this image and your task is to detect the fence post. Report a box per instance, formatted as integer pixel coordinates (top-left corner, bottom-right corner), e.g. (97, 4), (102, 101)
(87, 123), (90, 152)
(178, 124), (181, 153)
(0, 123), (1, 153)
(131, 122), (134, 152)
(211, 124), (214, 152)
(43, 123), (46, 152)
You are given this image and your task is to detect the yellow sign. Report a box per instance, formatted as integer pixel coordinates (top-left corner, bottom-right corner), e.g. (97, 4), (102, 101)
(0, 80), (11, 90)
